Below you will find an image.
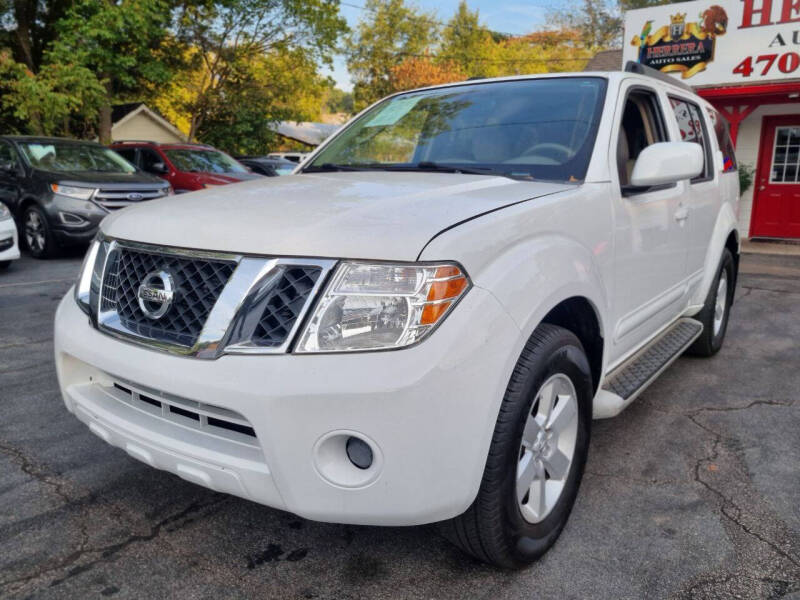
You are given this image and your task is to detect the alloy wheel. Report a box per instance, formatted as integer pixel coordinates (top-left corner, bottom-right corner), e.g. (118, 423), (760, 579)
(713, 271), (728, 337)
(24, 210), (46, 254)
(516, 373), (579, 524)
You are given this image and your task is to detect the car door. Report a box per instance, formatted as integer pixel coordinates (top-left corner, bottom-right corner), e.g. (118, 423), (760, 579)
(666, 96), (719, 293)
(607, 82), (690, 367)
(0, 141), (24, 214)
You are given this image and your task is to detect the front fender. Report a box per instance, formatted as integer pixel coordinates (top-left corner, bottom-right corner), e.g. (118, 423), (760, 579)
(419, 185), (613, 374)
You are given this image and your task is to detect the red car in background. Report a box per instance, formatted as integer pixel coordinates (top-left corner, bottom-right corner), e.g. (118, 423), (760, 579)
(111, 141), (262, 193)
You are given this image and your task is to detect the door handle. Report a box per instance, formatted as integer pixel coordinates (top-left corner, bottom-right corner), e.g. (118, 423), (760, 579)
(675, 205), (689, 222)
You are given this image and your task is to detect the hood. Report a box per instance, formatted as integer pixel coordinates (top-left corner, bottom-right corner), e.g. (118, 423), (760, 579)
(102, 172), (571, 261)
(34, 169), (167, 187)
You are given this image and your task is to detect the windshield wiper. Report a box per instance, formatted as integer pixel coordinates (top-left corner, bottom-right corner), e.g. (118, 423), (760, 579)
(377, 161), (504, 177)
(304, 162), (375, 172)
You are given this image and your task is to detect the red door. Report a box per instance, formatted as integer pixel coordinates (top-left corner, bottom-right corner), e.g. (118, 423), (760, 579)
(751, 115), (800, 239)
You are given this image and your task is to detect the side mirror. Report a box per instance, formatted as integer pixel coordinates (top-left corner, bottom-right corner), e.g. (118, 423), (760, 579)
(149, 162), (169, 175)
(630, 142), (704, 187)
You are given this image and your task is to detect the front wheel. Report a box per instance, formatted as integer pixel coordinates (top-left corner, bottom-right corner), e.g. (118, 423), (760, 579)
(441, 324), (593, 568)
(23, 205), (57, 259)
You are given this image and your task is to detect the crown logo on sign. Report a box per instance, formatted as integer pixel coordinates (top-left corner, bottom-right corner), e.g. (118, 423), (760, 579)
(670, 12), (686, 24)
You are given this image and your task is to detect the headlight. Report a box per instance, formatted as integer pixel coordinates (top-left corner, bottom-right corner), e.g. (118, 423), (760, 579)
(0, 203), (11, 221)
(296, 262), (470, 353)
(51, 183), (96, 200)
(74, 238), (102, 316)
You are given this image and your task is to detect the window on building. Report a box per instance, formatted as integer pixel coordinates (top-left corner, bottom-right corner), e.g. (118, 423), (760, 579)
(770, 127), (800, 183)
(708, 109), (738, 173)
(669, 97), (712, 182)
(617, 88), (668, 188)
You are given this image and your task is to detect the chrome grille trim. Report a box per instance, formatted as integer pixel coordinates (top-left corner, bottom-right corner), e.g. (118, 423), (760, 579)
(94, 237), (336, 359)
(93, 189), (168, 211)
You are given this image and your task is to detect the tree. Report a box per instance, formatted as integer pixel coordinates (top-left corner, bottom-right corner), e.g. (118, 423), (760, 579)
(46, 0), (176, 143)
(0, 0), (73, 71)
(176, 0), (346, 140)
(439, 1), (494, 78)
(0, 49), (104, 136)
(389, 54), (464, 92)
(551, 0), (622, 49)
(324, 87), (355, 115)
(346, 0), (439, 110)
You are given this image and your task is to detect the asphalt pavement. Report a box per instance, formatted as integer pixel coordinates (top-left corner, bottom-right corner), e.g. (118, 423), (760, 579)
(1, 249), (798, 599)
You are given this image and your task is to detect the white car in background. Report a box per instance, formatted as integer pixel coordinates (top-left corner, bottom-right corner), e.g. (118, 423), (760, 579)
(55, 64), (740, 568)
(0, 202), (20, 270)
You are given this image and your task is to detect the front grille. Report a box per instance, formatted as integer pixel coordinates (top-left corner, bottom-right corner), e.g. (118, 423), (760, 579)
(252, 267), (322, 347)
(94, 188), (167, 211)
(102, 247), (236, 347)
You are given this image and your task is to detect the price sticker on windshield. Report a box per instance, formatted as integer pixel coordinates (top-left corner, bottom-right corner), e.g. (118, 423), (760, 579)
(364, 96), (423, 127)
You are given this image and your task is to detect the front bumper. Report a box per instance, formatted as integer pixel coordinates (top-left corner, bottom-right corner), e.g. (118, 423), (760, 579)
(55, 286), (521, 525)
(0, 218), (20, 261)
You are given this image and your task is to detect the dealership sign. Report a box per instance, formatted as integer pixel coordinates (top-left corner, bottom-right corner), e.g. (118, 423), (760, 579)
(623, 0), (800, 86)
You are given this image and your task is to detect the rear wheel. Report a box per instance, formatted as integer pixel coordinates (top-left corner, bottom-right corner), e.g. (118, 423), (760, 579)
(23, 205), (57, 258)
(688, 249), (734, 357)
(441, 324), (592, 568)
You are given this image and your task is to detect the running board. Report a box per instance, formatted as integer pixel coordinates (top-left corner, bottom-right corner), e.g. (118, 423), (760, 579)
(593, 318), (703, 419)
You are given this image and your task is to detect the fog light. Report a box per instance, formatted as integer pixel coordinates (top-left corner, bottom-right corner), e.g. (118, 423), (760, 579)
(345, 436), (373, 470)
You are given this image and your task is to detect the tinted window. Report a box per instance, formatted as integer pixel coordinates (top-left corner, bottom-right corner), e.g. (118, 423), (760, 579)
(0, 142), (16, 166)
(670, 98), (712, 181)
(707, 109), (737, 173)
(115, 148), (138, 165)
(19, 142), (136, 173)
(164, 149), (247, 174)
(308, 77), (608, 182)
(617, 88), (667, 187)
(140, 148), (164, 173)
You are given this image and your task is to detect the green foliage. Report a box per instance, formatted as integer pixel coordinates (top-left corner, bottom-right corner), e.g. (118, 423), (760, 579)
(738, 163), (754, 195)
(346, 0), (439, 110)
(551, 0), (622, 49)
(325, 87), (355, 115)
(439, 1), (494, 78)
(194, 45), (334, 155)
(0, 51), (104, 136)
(175, 0), (347, 139)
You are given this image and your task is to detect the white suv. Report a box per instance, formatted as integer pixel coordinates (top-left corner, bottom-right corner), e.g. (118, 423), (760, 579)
(55, 64), (740, 568)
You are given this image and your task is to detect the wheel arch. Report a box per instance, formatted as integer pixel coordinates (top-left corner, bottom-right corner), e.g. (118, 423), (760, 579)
(540, 297), (604, 393)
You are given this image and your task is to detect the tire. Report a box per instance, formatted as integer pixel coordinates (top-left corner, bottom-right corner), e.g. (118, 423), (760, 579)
(441, 323), (593, 568)
(0, 260), (9, 270)
(687, 248), (734, 357)
(23, 205), (57, 259)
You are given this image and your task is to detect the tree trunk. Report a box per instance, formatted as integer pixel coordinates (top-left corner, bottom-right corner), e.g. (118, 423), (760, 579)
(13, 0), (36, 71)
(99, 104), (113, 145)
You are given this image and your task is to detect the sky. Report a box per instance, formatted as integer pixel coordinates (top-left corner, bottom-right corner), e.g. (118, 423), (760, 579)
(322, 0), (567, 91)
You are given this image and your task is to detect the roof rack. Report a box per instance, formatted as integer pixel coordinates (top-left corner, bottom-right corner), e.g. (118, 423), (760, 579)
(624, 61), (694, 93)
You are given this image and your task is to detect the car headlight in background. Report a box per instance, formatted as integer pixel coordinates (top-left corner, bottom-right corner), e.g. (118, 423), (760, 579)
(0, 202), (11, 221)
(51, 183), (96, 200)
(297, 262), (470, 353)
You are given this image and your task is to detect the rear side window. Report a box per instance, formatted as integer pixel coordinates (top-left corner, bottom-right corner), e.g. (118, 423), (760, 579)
(708, 109), (738, 173)
(669, 97), (712, 181)
(115, 148), (137, 165)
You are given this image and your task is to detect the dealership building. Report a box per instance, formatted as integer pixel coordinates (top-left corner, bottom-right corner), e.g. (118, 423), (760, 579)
(590, 0), (800, 240)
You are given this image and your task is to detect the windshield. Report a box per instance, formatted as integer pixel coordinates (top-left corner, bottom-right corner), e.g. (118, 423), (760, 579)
(306, 77), (607, 181)
(164, 149), (247, 174)
(19, 142), (136, 174)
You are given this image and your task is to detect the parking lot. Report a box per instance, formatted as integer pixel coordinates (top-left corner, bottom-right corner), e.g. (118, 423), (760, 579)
(1, 250), (799, 599)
